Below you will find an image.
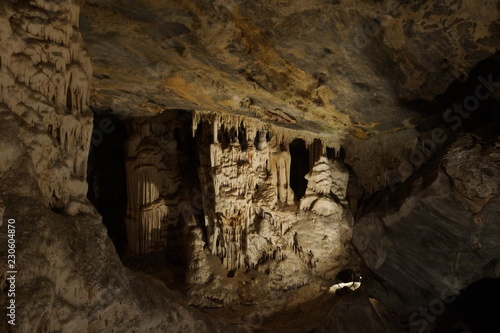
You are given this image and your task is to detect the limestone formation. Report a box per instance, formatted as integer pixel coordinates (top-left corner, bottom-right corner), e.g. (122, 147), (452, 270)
(0, 0), (92, 213)
(124, 115), (186, 254)
(123, 110), (352, 284)
(0, 1), (226, 332)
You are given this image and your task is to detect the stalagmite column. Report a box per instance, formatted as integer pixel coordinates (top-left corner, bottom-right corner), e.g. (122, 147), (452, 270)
(124, 117), (184, 254)
(269, 135), (295, 205)
(300, 156), (349, 216)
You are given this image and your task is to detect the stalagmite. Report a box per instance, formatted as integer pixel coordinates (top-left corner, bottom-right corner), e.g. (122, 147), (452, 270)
(123, 109), (352, 287)
(124, 115), (187, 254)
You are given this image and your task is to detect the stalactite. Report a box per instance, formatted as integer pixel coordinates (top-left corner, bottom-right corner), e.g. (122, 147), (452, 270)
(0, 0), (93, 211)
(308, 139), (325, 170)
(191, 111), (347, 271)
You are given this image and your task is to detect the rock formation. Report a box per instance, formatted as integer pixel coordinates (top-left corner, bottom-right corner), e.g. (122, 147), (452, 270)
(0, 0), (92, 214)
(124, 113), (187, 254)
(0, 1), (223, 332)
(122, 110), (353, 294)
(354, 133), (500, 318)
(0, 0), (499, 332)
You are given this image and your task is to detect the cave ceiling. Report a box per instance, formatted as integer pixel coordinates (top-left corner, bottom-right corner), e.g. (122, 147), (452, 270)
(80, 0), (500, 138)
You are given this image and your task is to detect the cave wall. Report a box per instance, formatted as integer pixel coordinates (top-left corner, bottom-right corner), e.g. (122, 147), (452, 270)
(0, 0), (92, 213)
(353, 134), (500, 317)
(0, 1), (227, 332)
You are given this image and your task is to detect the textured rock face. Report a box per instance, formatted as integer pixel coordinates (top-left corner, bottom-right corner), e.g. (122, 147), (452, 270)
(0, 196), (225, 333)
(124, 113), (189, 254)
(353, 134), (500, 315)
(122, 110), (353, 307)
(0, 1), (223, 332)
(80, 0), (499, 137)
(0, 0), (92, 213)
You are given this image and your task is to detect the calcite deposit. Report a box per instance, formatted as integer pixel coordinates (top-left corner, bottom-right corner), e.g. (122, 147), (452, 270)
(0, 0), (92, 213)
(122, 110), (353, 306)
(0, 0), (499, 332)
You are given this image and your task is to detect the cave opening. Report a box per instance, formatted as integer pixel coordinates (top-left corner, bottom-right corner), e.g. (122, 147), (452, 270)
(86, 108), (128, 257)
(289, 138), (310, 201)
(237, 122), (247, 150)
(171, 120), (205, 266)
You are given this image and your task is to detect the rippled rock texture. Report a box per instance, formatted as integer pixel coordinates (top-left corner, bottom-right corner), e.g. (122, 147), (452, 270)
(354, 134), (500, 318)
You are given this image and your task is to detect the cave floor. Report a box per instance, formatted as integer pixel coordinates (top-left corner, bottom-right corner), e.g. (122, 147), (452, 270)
(119, 249), (351, 332)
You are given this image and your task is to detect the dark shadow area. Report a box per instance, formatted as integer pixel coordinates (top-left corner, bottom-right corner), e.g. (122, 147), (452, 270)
(289, 138), (309, 201)
(431, 278), (500, 333)
(120, 112), (199, 291)
(356, 52), (500, 218)
(169, 121), (203, 268)
(217, 124), (236, 149)
(86, 108), (128, 256)
(405, 51), (500, 134)
(192, 120), (213, 244)
(238, 122), (248, 151)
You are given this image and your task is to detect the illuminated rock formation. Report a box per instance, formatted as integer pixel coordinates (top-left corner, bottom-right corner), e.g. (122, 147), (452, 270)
(1, 0), (499, 331)
(122, 110), (352, 289)
(0, 0), (92, 213)
(192, 111), (351, 278)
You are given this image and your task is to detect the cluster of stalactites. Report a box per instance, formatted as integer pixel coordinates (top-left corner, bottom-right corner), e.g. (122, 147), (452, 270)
(192, 110), (342, 152)
(0, 1), (92, 117)
(0, 0), (93, 208)
(193, 111), (345, 270)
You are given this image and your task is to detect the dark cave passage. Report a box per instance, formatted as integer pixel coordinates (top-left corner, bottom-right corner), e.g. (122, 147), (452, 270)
(86, 108), (128, 256)
(169, 120), (204, 268)
(289, 138), (310, 201)
(408, 51), (500, 140)
(430, 278), (500, 333)
(85, 109), (208, 285)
